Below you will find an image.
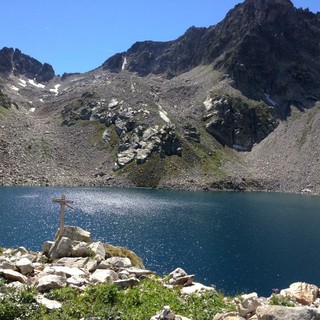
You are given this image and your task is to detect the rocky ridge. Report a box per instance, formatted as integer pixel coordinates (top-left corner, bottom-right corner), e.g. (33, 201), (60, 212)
(0, 0), (320, 193)
(1, 226), (320, 319)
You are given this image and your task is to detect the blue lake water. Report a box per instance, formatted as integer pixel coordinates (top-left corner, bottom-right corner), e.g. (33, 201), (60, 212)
(0, 186), (320, 296)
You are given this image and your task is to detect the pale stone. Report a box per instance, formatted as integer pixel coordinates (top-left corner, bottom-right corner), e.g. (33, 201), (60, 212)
(214, 313), (244, 320)
(49, 237), (73, 260)
(36, 294), (62, 310)
(16, 257), (33, 275)
(44, 265), (86, 278)
(106, 256), (132, 268)
(168, 267), (194, 286)
(59, 226), (91, 243)
(238, 292), (263, 317)
(12, 247), (28, 256)
(67, 276), (88, 287)
(84, 259), (99, 272)
(72, 242), (92, 257)
(89, 242), (105, 258)
(256, 305), (320, 320)
(42, 241), (54, 254)
(119, 270), (130, 279)
(169, 267), (188, 280)
(36, 274), (67, 292)
(56, 257), (90, 268)
(0, 268), (27, 283)
(213, 312), (244, 320)
(89, 269), (118, 284)
(280, 282), (319, 305)
(0, 260), (16, 270)
(114, 278), (140, 288)
(180, 282), (215, 295)
(125, 267), (155, 276)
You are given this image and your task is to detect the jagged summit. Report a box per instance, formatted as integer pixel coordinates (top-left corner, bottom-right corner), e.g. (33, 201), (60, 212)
(0, 47), (55, 82)
(102, 0), (320, 118)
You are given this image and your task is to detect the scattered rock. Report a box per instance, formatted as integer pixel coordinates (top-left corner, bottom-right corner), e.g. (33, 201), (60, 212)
(280, 282), (319, 305)
(58, 226), (91, 243)
(150, 305), (191, 320)
(36, 294), (62, 310)
(36, 274), (67, 292)
(48, 237), (74, 260)
(89, 269), (118, 284)
(0, 268), (27, 283)
(256, 305), (320, 320)
(180, 282), (215, 295)
(16, 257), (34, 275)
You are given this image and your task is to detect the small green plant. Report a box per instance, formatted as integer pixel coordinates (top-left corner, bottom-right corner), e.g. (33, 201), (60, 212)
(103, 243), (144, 269)
(45, 287), (79, 302)
(270, 293), (295, 307)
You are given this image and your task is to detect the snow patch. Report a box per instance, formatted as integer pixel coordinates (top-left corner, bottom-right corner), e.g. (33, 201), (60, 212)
(265, 93), (276, 106)
(18, 79), (27, 87)
(50, 84), (61, 95)
(29, 107), (36, 112)
(121, 57), (127, 71)
(203, 97), (213, 111)
(158, 105), (171, 123)
(28, 79), (45, 89)
(11, 85), (19, 92)
(39, 99), (44, 103)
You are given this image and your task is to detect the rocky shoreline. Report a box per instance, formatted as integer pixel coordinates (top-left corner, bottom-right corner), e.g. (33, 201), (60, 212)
(1, 225), (320, 319)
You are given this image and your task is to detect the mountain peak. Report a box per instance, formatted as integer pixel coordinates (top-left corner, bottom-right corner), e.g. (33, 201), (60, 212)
(0, 47), (55, 82)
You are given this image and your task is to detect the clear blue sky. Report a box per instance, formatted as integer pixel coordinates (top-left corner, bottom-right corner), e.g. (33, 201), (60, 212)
(1, 0), (319, 75)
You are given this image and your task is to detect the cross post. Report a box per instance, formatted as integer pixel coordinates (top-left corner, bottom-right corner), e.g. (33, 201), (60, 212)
(52, 194), (74, 237)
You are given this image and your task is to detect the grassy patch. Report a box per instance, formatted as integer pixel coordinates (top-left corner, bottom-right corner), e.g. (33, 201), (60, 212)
(122, 154), (164, 188)
(0, 106), (9, 118)
(103, 243), (145, 269)
(40, 138), (52, 159)
(38, 278), (235, 320)
(270, 293), (295, 307)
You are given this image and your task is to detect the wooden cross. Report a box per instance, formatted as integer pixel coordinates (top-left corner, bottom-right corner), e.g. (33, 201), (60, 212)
(52, 194), (74, 237)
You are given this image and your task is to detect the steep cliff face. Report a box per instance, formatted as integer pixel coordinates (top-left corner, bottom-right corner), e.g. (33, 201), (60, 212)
(0, 47), (55, 82)
(103, 0), (320, 119)
(215, 0), (320, 118)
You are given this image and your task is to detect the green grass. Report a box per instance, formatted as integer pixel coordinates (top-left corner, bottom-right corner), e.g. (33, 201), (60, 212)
(103, 243), (145, 269)
(0, 106), (9, 118)
(40, 138), (52, 159)
(0, 277), (236, 320)
(269, 293), (295, 307)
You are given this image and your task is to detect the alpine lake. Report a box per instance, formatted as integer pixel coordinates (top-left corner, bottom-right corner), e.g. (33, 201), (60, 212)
(1, 186), (320, 297)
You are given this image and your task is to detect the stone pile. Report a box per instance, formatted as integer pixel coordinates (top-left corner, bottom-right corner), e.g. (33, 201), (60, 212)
(0, 225), (154, 309)
(214, 281), (320, 320)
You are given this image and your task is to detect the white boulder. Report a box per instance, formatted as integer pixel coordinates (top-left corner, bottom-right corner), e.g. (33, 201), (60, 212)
(89, 269), (118, 284)
(16, 257), (34, 275)
(36, 274), (67, 292)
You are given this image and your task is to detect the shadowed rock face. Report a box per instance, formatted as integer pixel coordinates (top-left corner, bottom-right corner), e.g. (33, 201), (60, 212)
(102, 0), (320, 118)
(0, 47), (55, 82)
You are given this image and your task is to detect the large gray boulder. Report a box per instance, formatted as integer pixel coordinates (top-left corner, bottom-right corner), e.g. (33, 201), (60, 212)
(58, 226), (91, 243)
(16, 257), (34, 275)
(0, 269), (27, 283)
(256, 305), (320, 320)
(89, 269), (118, 284)
(36, 294), (62, 310)
(48, 237), (73, 260)
(36, 275), (67, 292)
(280, 282), (319, 306)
